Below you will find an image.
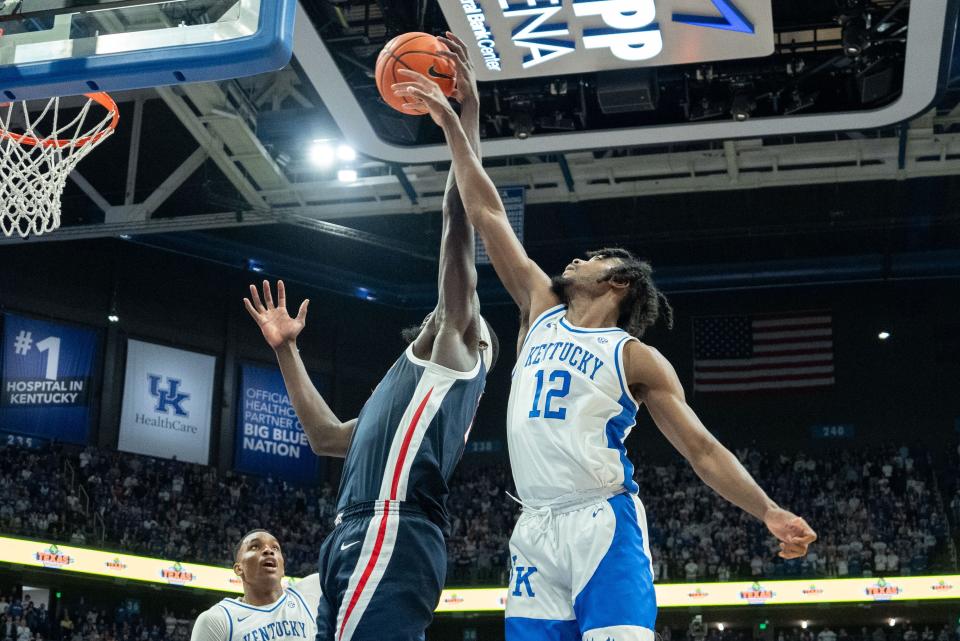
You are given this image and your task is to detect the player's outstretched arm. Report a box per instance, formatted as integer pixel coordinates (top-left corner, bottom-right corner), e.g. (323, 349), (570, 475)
(393, 68), (555, 321)
(244, 280), (355, 457)
(419, 33), (482, 372)
(625, 342), (818, 559)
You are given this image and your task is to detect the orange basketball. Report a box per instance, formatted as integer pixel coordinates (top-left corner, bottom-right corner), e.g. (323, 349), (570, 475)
(376, 32), (456, 115)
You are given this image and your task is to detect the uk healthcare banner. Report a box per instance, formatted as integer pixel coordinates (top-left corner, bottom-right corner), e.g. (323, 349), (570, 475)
(0, 313), (99, 444)
(234, 363), (322, 483)
(118, 339), (216, 464)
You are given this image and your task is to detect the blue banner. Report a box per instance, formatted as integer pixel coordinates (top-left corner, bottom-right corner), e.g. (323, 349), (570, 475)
(235, 363), (323, 483)
(0, 313), (99, 444)
(477, 186), (524, 265)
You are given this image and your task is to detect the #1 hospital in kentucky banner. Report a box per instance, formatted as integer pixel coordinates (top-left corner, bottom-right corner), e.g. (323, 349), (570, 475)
(118, 339), (216, 465)
(0, 313), (99, 444)
(234, 363), (323, 483)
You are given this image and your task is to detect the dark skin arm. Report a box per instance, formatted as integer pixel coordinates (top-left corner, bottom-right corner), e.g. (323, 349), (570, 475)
(409, 33), (484, 372)
(393, 65), (557, 354)
(244, 281), (354, 457)
(626, 341), (818, 559)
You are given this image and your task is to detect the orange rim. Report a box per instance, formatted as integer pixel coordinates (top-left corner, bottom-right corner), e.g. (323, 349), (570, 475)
(0, 92), (119, 148)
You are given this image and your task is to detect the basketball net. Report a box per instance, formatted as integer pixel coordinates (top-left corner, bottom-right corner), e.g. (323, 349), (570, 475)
(0, 93), (119, 238)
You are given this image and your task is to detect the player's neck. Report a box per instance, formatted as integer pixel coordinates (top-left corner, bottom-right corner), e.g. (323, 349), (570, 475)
(565, 295), (620, 329)
(241, 584), (284, 607)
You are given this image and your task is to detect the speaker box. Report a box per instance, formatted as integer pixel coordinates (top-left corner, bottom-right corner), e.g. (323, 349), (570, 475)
(596, 69), (659, 114)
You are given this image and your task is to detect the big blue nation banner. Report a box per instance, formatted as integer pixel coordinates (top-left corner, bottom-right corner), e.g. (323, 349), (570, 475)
(0, 313), (99, 443)
(234, 363), (321, 483)
(118, 339), (216, 464)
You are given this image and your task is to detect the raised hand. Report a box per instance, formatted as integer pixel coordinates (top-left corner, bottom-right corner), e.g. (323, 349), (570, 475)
(764, 508), (818, 559)
(243, 280), (309, 351)
(437, 31), (478, 108)
(392, 68), (459, 127)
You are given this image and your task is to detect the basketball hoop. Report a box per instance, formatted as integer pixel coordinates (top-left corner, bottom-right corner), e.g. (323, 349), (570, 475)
(0, 93), (119, 238)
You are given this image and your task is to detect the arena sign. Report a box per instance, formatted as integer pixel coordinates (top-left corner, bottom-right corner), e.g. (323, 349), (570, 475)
(2, 534), (958, 610)
(438, 0), (774, 81)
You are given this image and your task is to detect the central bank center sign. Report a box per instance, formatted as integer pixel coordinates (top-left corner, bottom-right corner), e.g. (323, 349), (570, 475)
(438, 0), (774, 81)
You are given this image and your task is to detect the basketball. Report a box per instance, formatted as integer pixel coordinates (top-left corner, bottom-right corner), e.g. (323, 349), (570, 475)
(375, 32), (456, 115)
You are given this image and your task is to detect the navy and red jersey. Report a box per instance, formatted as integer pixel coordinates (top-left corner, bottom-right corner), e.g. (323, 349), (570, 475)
(335, 343), (485, 532)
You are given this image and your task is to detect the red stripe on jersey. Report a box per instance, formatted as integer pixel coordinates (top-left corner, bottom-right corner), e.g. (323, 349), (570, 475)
(389, 387), (434, 500)
(337, 501), (392, 641)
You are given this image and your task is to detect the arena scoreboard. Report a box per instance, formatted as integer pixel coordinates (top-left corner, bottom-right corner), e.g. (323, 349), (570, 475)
(438, 0), (775, 81)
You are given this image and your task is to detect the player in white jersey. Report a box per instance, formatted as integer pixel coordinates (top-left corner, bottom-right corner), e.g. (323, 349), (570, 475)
(191, 530), (321, 641)
(395, 70), (818, 641)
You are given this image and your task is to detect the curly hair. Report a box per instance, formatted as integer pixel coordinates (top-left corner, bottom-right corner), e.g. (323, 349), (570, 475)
(587, 247), (673, 338)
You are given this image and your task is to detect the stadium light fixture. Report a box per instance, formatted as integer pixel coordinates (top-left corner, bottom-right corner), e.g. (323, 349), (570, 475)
(107, 314), (119, 323)
(718, 624), (725, 632)
(878, 331), (891, 340)
(889, 619), (896, 628)
(338, 169), (358, 183)
(337, 144), (357, 162)
(309, 141), (336, 168)
(801, 622), (809, 630)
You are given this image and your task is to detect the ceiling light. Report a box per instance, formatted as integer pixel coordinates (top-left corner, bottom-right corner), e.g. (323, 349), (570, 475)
(337, 144), (357, 161)
(731, 92), (756, 122)
(878, 331), (891, 340)
(309, 142), (336, 168)
(509, 111), (534, 140)
(843, 18), (869, 57)
(107, 314), (119, 323)
(338, 169), (358, 183)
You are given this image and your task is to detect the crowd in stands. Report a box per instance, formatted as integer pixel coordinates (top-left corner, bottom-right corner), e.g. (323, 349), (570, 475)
(662, 624), (960, 641)
(0, 589), (193, 641)
(642, 445), (950, 582)
(0, 441), (953, 585)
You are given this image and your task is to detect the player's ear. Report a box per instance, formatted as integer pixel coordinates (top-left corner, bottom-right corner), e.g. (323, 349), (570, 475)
(608, 275), (630, 290)
(234, 562), (243, 578)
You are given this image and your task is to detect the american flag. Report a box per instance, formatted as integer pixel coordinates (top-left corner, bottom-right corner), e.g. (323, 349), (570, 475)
(693, 313), (834, 393)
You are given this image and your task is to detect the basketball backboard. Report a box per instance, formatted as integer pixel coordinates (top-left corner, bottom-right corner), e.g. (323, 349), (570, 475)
(0, 0), (296, 100)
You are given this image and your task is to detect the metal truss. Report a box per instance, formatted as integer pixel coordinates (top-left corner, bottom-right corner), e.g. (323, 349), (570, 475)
(7, 79), (960, 247)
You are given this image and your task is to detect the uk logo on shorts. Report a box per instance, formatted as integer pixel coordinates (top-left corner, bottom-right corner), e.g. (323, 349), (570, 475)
(510, 556), (538, 597)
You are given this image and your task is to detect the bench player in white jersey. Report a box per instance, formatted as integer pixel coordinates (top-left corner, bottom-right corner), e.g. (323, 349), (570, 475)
(394, 71), (819, 641)
(191, 530), (321, 641)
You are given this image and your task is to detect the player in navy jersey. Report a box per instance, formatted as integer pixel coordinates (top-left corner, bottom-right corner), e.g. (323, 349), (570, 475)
(395, 64), (818, 641)
(243, 33), (498, 641)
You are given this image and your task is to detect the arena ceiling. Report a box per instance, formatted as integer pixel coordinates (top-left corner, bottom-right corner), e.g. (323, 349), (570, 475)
(2, 0), (960, 306)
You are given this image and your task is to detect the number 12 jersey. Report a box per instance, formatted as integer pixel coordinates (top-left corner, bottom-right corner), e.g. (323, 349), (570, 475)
(507, 305), (641, 505)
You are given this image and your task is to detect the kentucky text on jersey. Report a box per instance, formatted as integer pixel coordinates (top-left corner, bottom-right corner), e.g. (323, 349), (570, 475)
(241, 621), (308, 641)
(522, 340), (605, 380)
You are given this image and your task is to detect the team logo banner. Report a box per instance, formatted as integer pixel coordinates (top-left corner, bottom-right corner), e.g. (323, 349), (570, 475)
(438, 0), (774, 81)
(0, 313), (99, 444)
(234, 363), (321, 483)
(118, 340), (216, 464)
